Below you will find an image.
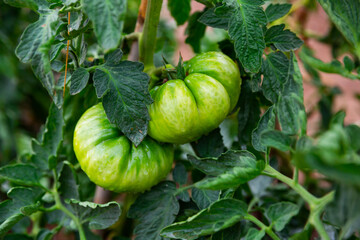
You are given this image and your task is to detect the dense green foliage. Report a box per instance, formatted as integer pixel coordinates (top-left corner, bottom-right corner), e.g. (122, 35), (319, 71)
(1, 0), (360, 239)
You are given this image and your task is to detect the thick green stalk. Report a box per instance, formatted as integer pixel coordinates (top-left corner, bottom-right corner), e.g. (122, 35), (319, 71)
(264, 165), (317, 204)
(139, 0), (163, 71)
(263, 165), (334, 240)
(115, 193), (139, 235)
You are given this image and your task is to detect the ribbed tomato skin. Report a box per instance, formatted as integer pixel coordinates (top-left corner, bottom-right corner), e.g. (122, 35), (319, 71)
(73, 103), (174, 192)
(148, 51), (241, 144)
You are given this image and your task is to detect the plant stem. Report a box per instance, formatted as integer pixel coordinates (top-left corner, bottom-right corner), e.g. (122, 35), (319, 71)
(293, 167), (299, 184)
(125, 32), (142, 42)
(264, 165), (317, 204)
(114, 193), (139, 235)
(244, 214), (280, 240)
(139, 0), (163, 71)
(263, 165), (334, 240)
(52, 170), (86, 240)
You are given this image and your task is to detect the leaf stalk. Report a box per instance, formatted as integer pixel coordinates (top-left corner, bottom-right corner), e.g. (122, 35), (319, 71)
(244, 214), (280, 240)
(52, 170), (86, 240)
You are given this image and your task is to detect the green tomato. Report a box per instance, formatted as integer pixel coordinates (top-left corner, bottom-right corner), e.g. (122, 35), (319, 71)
(148, 51), (242, 144)
(73, 103), (174, 192)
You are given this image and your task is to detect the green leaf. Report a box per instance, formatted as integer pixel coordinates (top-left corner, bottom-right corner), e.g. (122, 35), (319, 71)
(173, 163), (188, 186)
(294, 125), (360, 186)
(345, 124), (360, 151)
(0, 187), (44, 237)
(248, 72), (262, 92)
(211, 222), (245, 240)
(176, 54), (186, 80)
(3, 0), (49, 12)
(265, 24), (303, 52)
(329, 110), (346, 127)
(128, 181), (179, 240)
(31, 103), (64, 170)
(191, 188), (219, 209)
(252, 106), (276, 152)
(262, 51), (290, 103)
(317, 0), (360, 57)
(185, 11), (207, 53)
(276, 52), (306, 135)
(82, 0), (127, 51)
(49, 42), (65, 62)
(191, 128), (225, 158)
(343, 56), (355, 71)
(265, 4), (292, 23)
(265, 202), (299, 231)
(36, 229), (54, 240)
(83, 226), (102, 240)
(15, 10), (63, 107)
(161, 199), (248, 240)
(58, 163), (79, 201)
(227, 0), (266, 72)
(0, 164), (41, 187)
(244, 228), (265, 240)
(93, 49), (152, 146)
(189, 150), (265, 190)
(15, 11), (57, 62)
(68, 200), (121, 230)
(4, 234), (33, 240)
(324, 184), (360, 239)
(289, 229), (313, 240)
(260, 130), (292, 152)
(237, 82), (261, 145)
(69, 12), (85, 32)
(198, 5), (233, 30)
(70, 67), (89, 95)
(285, 52), (304, 99)
(177, 190), (190, 203)
(276, 94), (306, 135)
(167, 0), (191, 25)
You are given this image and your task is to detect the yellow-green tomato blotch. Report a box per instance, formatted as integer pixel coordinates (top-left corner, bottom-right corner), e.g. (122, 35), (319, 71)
(73, 103), (174, 193)
(148, 51), (241, 144)
(186, 51), (241, 111)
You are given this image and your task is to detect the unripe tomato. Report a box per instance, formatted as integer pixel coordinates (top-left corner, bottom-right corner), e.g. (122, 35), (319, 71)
(148, 51), (241, 144)
(73, 103), (174, 192)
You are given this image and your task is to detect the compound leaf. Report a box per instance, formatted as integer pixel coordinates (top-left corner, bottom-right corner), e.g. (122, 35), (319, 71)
(161, 199), (248, 240)
(128, 181), (179, 240)
(93, 50), (152, 146)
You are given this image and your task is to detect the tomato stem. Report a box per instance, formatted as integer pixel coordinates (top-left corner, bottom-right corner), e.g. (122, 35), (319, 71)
(52, 170), (86, 240)
(115, 193), (139, 235)
(139, 0), (163, 72)
(263, 165), (334, 240)
(244, 214), (280, 240)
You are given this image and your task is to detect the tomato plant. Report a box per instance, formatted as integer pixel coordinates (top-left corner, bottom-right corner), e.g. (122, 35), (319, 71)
(1, 0), (360, 239)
